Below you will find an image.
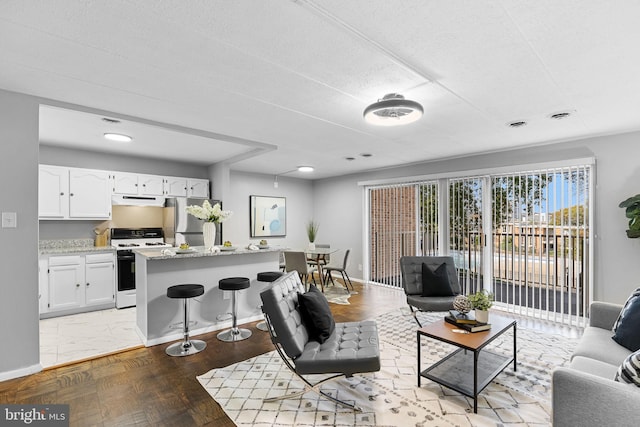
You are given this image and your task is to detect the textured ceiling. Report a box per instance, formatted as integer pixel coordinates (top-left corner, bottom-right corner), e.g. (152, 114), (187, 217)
(1, 0), (640, 179)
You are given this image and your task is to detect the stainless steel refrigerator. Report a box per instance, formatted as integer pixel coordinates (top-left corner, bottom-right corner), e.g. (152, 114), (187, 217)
(163, 197), (222, 247)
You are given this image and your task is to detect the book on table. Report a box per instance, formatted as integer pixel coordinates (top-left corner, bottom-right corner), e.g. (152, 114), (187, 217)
(448, 310), (478, 324)
(444, 314), (492, 332)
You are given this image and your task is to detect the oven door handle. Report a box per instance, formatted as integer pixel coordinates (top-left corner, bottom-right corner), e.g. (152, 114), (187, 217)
(118, 254), (136, 261)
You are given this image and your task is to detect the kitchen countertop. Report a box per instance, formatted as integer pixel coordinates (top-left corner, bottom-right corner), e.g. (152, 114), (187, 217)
(134, 245), (283, 260)
(39, 239), (115, 255)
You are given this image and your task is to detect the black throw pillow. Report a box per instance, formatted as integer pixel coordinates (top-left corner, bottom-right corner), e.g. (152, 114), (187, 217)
(612, 290), (640, 352)
(421, 262), (454, 297)
(298, 284), (336, 343)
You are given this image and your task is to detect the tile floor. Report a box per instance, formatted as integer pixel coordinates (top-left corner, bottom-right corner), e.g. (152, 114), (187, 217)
(40, 307), (143, 368)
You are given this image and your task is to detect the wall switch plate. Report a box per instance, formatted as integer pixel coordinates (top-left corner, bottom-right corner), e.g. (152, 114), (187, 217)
(1, 212), (17, 228)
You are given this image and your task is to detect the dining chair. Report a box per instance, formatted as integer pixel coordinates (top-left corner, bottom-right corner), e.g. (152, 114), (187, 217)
(284, 251), (318, 289)
(323, 248), (353, 291)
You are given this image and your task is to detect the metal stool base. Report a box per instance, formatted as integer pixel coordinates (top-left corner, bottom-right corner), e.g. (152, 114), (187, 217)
(256, 321), (269, 332)
(217, 327), (252, 342)
(165, 339), (206, 357)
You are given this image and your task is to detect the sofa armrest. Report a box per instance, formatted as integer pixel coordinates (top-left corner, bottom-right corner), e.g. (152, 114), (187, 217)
(589, 301), (623, 329)
(553, 367), (639, 427)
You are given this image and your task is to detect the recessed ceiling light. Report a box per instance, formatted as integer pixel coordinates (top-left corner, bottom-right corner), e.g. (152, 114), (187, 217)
(345, 157), (356, 161)
(363, 93), (423, 126)
(549, 111), (572, 120)
(104, 133), (132, 142)
(507, 121), (527, 128)
(360, 153), (373, 157)
(101, 117), (121, 124)
(297, 166), (314, 172)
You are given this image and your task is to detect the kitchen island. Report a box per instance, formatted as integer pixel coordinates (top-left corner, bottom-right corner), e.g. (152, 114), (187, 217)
(134, 246), (282, 346)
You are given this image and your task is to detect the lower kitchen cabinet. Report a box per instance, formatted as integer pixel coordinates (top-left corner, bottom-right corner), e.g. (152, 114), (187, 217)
(40, 252), (116, 318)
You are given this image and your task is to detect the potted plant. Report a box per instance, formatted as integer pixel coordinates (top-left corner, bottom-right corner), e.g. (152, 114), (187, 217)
(186, 200), (233, 251)
(619, 194), (640, 238)
(467, 290), (493, 324)
(306, 220), (319, 250)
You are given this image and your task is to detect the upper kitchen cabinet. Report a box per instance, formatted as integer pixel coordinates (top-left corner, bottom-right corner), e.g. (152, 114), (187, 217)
(112, 172), (138, 194)
(39, 165), (69, 218)
(188, 178), (210, 198)
(69, 168), (112, 218)
(139, 175), (165, 196)
(113, 172), (164, 196)
(39, 165), (111, 220)
(164, 177), (188, 197)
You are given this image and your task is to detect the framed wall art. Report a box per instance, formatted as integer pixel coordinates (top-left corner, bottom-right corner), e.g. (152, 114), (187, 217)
(250, 195), (286, 237)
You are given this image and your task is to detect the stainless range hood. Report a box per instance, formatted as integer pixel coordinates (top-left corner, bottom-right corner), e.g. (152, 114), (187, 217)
(111, 195), (166, 207)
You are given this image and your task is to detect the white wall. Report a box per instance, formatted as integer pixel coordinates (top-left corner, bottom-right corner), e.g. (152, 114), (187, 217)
(0, 90), (40, 379)
(314, 131), (640, 304)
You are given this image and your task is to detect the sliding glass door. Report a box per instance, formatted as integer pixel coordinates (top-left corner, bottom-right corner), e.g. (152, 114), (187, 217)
(365, 162), (592, 325)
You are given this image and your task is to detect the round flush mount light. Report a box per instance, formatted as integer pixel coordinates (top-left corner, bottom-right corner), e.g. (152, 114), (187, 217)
(363, 93), (423, 126)
(104, 133), (132, 142)
(297, 166), (314, 172)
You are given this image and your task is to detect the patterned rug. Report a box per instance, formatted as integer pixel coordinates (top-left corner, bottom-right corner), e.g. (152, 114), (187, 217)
(322, 281), (357, 305)
(197, 309), (579, 426)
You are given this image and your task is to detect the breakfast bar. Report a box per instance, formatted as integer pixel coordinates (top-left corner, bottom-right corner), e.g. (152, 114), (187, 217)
(134, 246), (281, 346)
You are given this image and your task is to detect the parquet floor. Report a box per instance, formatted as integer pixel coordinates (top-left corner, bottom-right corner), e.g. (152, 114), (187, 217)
(0, 281), (406, 426)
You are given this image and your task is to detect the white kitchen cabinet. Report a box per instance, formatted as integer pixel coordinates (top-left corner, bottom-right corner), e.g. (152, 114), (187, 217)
(112, 172), (139, 194)
(39, 165), (69, 218)
(164, 177), (188, 197)
(187, 178), (209, 198)
(85, 253), (115, 306)
(48, 256), (85, 312)
(39, 165), (111, 220)
(113, 173), (165, 196)
(69, 168), (112, 218)
(42, 253), (115, 317)
(39, 257), (49, 314)
(139, 175), (165, 196)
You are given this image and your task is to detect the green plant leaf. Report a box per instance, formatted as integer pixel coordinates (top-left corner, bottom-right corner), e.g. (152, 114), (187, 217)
(619, 194), (640, 208)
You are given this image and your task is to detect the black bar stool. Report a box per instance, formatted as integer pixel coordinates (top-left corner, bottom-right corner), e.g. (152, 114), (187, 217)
(218, 277), (252, 342)
(165, 284), (206, 357)
(255, 271), (285, 331)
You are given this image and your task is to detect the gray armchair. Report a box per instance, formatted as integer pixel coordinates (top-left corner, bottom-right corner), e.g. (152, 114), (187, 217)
(260, 271), (380, 411)
(399, 256), (461, 326)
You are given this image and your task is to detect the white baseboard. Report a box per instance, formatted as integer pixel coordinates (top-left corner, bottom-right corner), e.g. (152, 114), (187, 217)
(0, 363), (42, 382)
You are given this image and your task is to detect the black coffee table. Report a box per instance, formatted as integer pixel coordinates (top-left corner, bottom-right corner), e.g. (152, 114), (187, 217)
(417, 314), (516, 413)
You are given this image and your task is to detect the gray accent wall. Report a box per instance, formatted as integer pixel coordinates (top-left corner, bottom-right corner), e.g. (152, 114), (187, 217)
(225, 171), (314, 250)
(312, 131), (640, 305)
(0, 90), (40, 378)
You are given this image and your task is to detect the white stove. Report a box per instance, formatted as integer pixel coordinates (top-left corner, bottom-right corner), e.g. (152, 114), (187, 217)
(111, 228), (171, 308)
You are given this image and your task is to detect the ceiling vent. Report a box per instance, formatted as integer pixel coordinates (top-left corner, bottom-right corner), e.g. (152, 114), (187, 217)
(507, 121), (527, 128)
(549, 111), (572, 120)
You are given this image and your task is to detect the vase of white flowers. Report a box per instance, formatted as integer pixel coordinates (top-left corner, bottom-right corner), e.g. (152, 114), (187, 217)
(186, 200), (233, 251)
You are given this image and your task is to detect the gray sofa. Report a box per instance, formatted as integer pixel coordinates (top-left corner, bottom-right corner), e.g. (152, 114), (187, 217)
(552, 301), (640, 426)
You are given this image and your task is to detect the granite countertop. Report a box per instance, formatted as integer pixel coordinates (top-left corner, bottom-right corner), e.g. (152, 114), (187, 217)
(135, 245), (283, 260)
(39, 239), (115, 255)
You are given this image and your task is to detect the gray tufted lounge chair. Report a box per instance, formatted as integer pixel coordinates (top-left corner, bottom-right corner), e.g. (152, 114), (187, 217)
(260, 271), (380, 411)
(400, 256), (462, 327)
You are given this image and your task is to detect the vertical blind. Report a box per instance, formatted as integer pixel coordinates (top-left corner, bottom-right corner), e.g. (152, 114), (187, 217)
(365, 162), (592, 326)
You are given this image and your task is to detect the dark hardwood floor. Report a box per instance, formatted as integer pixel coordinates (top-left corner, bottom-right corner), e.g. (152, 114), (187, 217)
(0, 281), (406, 426)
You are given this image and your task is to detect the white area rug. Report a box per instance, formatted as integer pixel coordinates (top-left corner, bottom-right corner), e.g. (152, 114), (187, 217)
(197, 309), (579, 426)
